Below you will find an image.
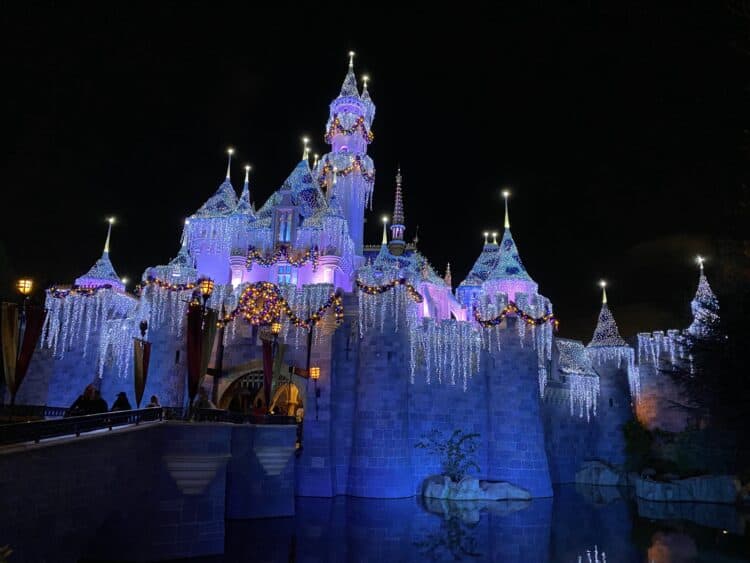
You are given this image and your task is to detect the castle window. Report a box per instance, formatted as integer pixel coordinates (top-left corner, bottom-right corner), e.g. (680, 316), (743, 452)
(609, 397), (614, 408)
(278, 265), (295, 285)
(278, 211), (292, 242)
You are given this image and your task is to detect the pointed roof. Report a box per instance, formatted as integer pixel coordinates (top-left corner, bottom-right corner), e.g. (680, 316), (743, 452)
(486, 228), (535, 283)
(75, 221), (124, 290)
(339, 52), (360, 98)
(193, 150), (238, 217)
(486, 196), (535, 284)
(588, 303), (628, 347)
(687, 260), (720, 337)
(459, 237), (501, 287)
(257, 159), (324, 218)
(393, 168), (405, 227)
(444, 263), (452, 288)
(361, 75), (376, 126)
(234, 166), (255, 217)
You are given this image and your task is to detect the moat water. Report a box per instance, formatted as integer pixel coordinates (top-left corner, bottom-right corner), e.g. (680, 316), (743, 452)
(7, 485), (750, 562)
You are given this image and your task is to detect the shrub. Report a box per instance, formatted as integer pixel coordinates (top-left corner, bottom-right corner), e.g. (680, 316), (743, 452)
(415, 429), (481, 482)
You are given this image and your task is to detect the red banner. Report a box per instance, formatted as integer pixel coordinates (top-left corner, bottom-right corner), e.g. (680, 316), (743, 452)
(1, 303), (46, 405)
(133, 338), (152, 408)
(186, 303), (217, 406)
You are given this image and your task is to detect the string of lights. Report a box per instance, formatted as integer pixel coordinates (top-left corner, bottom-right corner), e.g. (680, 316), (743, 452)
(472, 303), (559, 329)
(218, 281), (344, 330)
(246, 245), (319, 269)
(324, 114), (374, 144)
(355, 278), (424, 303)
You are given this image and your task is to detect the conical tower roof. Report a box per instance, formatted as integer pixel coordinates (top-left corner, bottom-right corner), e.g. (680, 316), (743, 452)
(234, 165), (255, 218)
(687, 259), (720, 338)
(257, 159), (323, 219)
(459, 235), (500, 287)
(588, 282), (627, 347)
(487, 229), (535, 283)
(339, 51), (360, 98)
(75, 219), (124, 290)
(486, 195), (535, 284)
(194, 151), (238, 217)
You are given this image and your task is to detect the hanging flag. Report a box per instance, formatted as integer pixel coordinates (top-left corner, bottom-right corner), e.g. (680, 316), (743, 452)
(1, 303), (19, 402)
(186, 304), (218, 406)
(133, 338), (152, 408)
(1, 303), (46, 406)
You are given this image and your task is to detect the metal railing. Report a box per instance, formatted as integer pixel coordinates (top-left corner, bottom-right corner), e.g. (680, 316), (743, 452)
(0, 404), (70, 422)
(192, 408), (296, 425)
(0, 408), (164, 446)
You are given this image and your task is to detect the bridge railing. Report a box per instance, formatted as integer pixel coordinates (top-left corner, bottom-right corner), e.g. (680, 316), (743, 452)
(0, 404), (70, 421)
(0, 407), (164, 447)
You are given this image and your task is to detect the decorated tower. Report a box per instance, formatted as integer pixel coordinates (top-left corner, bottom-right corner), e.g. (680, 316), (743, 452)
(586, 281), (638, 468)
(482, 191), (539, 300)
(687, 256), (721, 339)
(186, 148), (239, 284)
(314, 52), (375, 256)
(457, 231), (500, 308)
(75, 218), (125, 291)
(388, 168), (406, 256)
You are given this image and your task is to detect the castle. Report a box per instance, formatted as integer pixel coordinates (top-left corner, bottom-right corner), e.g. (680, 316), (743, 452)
(15, 54), (719, 498)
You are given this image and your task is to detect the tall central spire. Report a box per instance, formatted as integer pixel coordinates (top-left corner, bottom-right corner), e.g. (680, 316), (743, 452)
(389, 168), (407, 256)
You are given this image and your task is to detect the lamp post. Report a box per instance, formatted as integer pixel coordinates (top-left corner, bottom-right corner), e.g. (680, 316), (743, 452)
(212, 304), (226, 405)
(199, 279), (215, 309)
(309, 365), (320, 421)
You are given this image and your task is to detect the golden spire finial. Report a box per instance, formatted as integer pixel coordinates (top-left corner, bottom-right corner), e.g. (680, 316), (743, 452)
(502, 189), (511, 229)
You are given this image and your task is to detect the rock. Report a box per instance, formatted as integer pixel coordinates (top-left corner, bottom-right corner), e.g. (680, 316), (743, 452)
(421, 475), (531, 501)
(634, 475), (740, 504)
(575, 460), (625, 486)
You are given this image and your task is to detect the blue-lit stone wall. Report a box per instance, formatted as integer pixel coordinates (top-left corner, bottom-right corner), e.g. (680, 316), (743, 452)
(345, 312), (414, 498)
(485, 319), (553, 497)
(592, 360), (633, 467)
(542, 382), (596, 483)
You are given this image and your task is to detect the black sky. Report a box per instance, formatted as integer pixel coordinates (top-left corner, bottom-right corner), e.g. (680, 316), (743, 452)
(0, 3), (747, 340)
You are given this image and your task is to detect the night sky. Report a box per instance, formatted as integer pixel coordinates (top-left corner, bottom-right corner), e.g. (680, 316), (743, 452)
(1, 3), (747, 340)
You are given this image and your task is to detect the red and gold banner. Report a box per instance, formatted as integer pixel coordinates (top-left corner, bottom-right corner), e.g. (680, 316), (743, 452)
(186, 304), (218, 406)
(1, 303), (46, 405)
(133, 338), (152, 408)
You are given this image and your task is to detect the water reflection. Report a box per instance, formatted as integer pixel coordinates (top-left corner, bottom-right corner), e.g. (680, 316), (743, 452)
(2, 484), (749, 561)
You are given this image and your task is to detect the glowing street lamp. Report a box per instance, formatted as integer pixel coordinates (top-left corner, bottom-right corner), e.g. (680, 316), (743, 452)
(16, 279), (33, 297)
(199, 278), (215, 306)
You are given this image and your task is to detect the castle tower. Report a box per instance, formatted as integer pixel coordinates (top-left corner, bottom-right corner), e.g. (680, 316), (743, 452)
(457, 232), (500, 308)
(74, 217), (125, 291)
(187, 149), (239, 284)
(388, 168), (406, 256)
(483, 192), (539, 301)
(687, 256), (720, 339)
(586, 282), (637, 468)
(314, 52), (375, 256)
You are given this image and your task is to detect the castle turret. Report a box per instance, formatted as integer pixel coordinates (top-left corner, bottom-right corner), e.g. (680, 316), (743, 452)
(187, 149), (239, 283)
(314, 52), (375, 255)
(457, 232), (500, 308)
(586, 281), (638, 468)
(687, 256), (720, 339)
(75, 217), (125, 291)
(483, 192), (539, 300)
(388, 168), (406, 255)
